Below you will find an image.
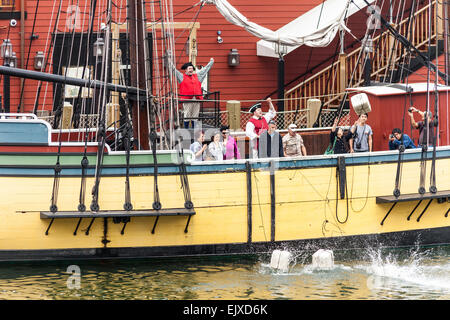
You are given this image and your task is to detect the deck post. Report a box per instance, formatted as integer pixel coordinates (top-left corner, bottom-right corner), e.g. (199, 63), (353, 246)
(61, 102), (73, 129)
(338, 53), (347, 95)
(277, 55), (285, 128)
(270, 161), (276, 242)
(246, 162), (252, 245)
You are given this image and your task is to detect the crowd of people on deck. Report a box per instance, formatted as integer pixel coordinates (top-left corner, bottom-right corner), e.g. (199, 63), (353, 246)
(176, 58), (435, 162)
(188, 98), (434, 162)
(189, 98), (309, 161)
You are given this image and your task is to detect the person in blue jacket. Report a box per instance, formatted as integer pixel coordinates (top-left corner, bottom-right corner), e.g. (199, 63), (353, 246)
(389, 128), (417, 150)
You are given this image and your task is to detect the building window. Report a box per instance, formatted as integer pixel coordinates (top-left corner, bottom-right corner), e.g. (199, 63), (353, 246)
(0, 0), (24, 20)
(0, 0), (14, 8)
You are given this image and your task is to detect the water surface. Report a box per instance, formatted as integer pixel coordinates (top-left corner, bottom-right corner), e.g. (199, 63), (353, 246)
(1, 245), (449, 300)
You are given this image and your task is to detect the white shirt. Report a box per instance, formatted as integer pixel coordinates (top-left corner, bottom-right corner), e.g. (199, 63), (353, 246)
(245, 109), (276, 140)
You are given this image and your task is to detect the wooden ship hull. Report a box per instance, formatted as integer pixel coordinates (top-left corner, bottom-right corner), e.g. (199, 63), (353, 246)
(0, 115), (448, 261)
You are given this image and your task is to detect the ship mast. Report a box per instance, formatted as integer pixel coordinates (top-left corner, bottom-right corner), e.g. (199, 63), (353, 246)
(128, 0), (150, 150)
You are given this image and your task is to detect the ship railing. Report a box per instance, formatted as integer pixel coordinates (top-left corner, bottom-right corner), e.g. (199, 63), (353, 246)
(178, 91), (221, 128)
(218, 108), (350, 131)
(37, 110), (100, 129)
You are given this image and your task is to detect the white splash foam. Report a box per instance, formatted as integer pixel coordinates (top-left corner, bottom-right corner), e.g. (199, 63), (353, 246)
(359, 248), (450, 292)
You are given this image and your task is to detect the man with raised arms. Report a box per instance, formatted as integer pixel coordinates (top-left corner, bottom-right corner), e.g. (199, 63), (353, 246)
(245, 97), (276, 159)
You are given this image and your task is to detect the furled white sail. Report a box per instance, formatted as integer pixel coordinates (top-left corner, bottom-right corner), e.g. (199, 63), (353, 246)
(204, 0), (352, 48)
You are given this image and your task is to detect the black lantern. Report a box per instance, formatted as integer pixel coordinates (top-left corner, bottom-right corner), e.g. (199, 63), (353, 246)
(34, 51), (45, 70)
(228, 48), (240, 67)
(8, 52), (16, 67)
(0, 39), (12, 59)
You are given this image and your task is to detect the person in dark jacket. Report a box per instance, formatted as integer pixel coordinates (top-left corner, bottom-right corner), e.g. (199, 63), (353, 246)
(258, 120), (284, 158)
(388, 128), (417, 150)
(329, 118), (353, 154)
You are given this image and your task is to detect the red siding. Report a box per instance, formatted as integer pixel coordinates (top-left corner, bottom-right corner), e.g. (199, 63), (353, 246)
(406, 55), (447, 85)
(172, 0), (328, 110)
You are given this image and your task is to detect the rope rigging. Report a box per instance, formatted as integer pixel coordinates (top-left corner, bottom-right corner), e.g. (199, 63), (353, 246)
(32, 0), (63, 115)
(393, 0), (418, 198)
(71, 0), (100, 129)
(14, 0), (447, 217)
(17, 0), (41, 112)
(90, 0), (113, 212)
(428, 0), (440, 194)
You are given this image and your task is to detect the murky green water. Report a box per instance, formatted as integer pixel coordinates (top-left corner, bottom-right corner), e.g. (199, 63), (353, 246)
(0, 245), (449, 300)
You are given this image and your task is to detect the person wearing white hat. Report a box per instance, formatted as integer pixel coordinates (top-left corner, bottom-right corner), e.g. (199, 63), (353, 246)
(282, 123), (307, 157)
(245, 97), (276, 159)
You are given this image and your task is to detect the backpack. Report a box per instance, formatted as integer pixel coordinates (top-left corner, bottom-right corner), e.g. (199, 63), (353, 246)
(324, 137), (336, 155)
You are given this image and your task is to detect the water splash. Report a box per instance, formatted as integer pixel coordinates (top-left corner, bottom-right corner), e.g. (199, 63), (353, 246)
(358, 246), (450, 293)
(259, 249), (352, 276)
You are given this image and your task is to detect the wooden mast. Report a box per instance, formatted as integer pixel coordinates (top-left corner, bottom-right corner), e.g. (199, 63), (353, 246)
(128, 0), (150, 150)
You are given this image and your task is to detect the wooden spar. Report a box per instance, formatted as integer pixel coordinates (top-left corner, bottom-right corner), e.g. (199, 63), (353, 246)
(128, 0), (150, 150)
(0, 66), (146, 98)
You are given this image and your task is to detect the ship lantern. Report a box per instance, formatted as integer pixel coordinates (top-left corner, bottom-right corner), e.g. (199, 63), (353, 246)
(0, 39), (12, 60)
(34, 51), (45, 70)
(93, 37), (105, 58)
(228, 48), (240, 67)
(8, 52), (16, 68)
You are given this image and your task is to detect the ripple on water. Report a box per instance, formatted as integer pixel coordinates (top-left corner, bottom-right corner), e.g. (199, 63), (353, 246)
(0, 247), (448, 299)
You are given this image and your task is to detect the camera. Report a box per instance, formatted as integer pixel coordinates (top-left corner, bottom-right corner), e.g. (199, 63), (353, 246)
(356, 142), (361, 149)
(389, 134), (394, 139)
(408, 107), (414, 112)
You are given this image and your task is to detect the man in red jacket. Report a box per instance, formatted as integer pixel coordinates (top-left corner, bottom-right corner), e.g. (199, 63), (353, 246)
(174, 59), (214, 128)
(245, 97), (276, 159)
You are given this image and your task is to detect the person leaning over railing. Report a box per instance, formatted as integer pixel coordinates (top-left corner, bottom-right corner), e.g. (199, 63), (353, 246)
(168, 51), (214, 129)
(388, 128), (417, 150)
(328, 118), (354, 154)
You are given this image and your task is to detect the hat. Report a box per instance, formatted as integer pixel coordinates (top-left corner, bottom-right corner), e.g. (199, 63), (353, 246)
(181, 62), (195, 70)
(268, 120), (276, 125)
(288, 123), (297, 129)
(249, 103), (262, 113)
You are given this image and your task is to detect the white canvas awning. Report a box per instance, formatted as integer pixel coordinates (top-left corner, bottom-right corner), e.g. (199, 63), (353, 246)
(256, 0), (375, 58)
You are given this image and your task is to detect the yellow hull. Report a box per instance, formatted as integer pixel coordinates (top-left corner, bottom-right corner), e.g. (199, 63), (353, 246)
(0, 152), (449, 260)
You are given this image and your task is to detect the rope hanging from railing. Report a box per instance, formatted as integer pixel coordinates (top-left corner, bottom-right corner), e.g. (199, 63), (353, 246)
(392, 1), (418, 198)
(176, 136), (194, 210)
(123, 113), (133, 211)
(90, 0), (112, 212)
